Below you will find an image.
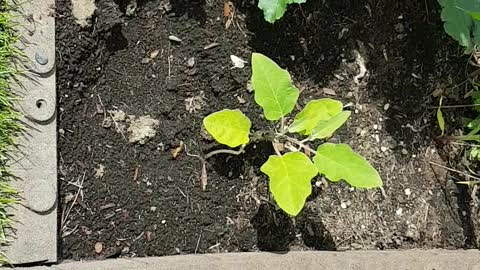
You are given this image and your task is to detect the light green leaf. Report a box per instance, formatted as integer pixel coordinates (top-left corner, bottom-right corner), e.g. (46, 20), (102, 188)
(313, 143), (382, 188)
(437, 0), (480, 53)
(437, 96), (445, 136)
(251, 53), (299, 121)
(203, 109), (251, 148)
(310, 111), (351, 140)
(288, 98), (343, 135)
(258, 0), (306, 24)
(260, 152), (318, 216)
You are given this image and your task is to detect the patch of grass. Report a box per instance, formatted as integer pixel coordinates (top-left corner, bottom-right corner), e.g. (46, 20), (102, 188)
(0, 0), (24, 259)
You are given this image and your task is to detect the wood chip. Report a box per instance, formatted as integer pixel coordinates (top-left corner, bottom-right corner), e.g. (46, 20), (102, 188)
(200, 160), (208, 191)
(95, 242), (103, 254)
(150, 49), (160, 59)
(171, 141), (184, 158)
(203, 43), (220, 50)
(322, 88), (336, 96)
(169, 35), (182, 43)
(99, 202), (116, 210)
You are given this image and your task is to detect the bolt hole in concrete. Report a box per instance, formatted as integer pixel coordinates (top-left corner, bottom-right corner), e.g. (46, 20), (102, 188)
(36, 99), (46, 109)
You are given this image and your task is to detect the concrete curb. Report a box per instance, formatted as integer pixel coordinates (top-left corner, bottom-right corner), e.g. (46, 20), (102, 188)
(13, 250), (480, 270)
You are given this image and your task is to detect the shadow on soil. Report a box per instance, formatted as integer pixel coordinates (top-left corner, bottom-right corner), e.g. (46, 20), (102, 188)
(233, 0), (464, 153)
(251, 204), (336, 251)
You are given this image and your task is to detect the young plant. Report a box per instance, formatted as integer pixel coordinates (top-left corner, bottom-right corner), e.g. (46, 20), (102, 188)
(437, 0), (480, 54)
(258, 0), (306, 23)
(203, 53), (382, 216)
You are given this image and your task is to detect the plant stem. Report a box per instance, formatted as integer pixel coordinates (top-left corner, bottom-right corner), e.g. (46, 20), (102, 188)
(276, 133), (317, 154)
(272, 141), (282, 156)
(204, 145), (245, 159)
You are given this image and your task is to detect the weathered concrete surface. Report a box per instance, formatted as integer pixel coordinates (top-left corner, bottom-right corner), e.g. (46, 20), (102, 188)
(11, 250), (480, 270)
(3, 0), (57, 264)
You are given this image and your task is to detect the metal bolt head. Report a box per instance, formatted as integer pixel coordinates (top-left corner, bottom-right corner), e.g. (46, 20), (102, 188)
(35, 51), (48, 65)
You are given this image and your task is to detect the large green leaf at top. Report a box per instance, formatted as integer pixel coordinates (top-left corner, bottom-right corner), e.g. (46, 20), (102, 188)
(438, 0), (480, 53)
(260, 152), (318, 216)
(288, 99), (343, 135)
(251, 53), (299, 121)
(203, 109), (251, 148)
(313, 143), (382, 188)
(258, 0), (306, 24)
(309, 111), (351, 140)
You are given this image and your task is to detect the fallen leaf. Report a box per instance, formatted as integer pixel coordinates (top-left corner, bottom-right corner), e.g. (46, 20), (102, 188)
(95, 242), (103, 254)
(150, 49), (160, 59)
(201, 161), (208, 190)
(230, 55), (246, 69)
(171, 141), (184, 158)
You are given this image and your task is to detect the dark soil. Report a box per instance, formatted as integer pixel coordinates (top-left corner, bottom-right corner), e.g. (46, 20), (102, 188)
(57, 0), (479, 260)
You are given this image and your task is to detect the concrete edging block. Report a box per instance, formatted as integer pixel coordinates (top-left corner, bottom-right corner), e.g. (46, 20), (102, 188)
(11, 250), (480, 270)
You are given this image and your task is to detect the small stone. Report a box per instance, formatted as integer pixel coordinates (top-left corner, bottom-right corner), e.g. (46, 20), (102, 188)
(340, 202), (347, 209)
(404, 188), (411, 196)
(161, 219), (167, 224)
(145, 231), (153, 242)
(395, 23), (405, 33)
(396, 208), (403, 216)
(94, 242), (103, 254)
(380, 146), (388, 152)
(375, 134), (380, 143)
(186, 57), (195, 68)
(401, 149), (408, 155)
(346, 200), (352, 206)
(373, 124), (378, 130)
(169, 35), (182, 42)
(384, 103), (390, 111)
(315, 180), (322, 187)
(150, 206), (157, 212)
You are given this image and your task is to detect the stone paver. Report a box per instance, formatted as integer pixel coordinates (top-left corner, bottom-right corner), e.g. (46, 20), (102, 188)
(10, 250), (480, 270)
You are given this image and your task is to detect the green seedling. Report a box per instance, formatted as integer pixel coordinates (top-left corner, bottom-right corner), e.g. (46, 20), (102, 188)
(258, 0), (306, 23)
(437, 0), (480, 54)
(203, 53), (382, 216)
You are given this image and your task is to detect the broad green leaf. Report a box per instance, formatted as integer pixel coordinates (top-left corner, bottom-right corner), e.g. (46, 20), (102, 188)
(310, 111), (351, 140)
(313, 143), (382, 188)
(203, 109), (251, 148)
(437, 96), (445, 136)
(288, 98), (343, 135)
(258, 0), (306, 24)
(251, 53), (299, 121)
(437, 0), (480, 53)
(260, 152), (318, 216)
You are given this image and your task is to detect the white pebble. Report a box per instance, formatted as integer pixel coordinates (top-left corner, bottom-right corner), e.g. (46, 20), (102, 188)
(161, 220), (166, 224)
(396, 208), (403, 216)
(401, 149), (408, 155)
(381, 146), (388, 152)
(373, 124), (378, 130)
(384, 103), (390, 111)
(150, 206), (157, 212)
(375, 134), (380, 143)
(404, 188), (411, 196)
(340, 202), (347, 209)
(315, 180), (322, 187)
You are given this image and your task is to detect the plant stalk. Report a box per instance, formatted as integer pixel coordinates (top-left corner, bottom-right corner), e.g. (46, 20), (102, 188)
(204, 145), (246, 159)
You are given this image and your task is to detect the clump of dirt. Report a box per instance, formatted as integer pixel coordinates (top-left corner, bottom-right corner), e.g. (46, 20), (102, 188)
(57, 0), (478, 260)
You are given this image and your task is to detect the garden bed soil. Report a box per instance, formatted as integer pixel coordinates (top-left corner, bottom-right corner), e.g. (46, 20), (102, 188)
(57, 0), (480, 260)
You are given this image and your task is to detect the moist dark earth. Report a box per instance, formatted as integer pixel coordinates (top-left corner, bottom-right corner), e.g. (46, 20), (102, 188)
(57, 0), (480, 260)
